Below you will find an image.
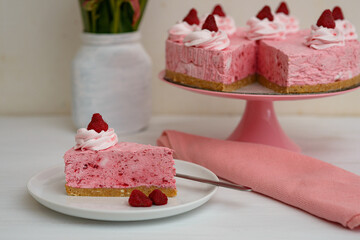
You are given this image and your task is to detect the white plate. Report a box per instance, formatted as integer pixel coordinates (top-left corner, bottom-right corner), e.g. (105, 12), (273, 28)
(27, 160), (218, 221)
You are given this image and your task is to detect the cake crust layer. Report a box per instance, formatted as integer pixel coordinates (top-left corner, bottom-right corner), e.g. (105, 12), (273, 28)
(66, 185), (177, 197)
(258, 74), (360, 93)
(165, 69), (256, 92)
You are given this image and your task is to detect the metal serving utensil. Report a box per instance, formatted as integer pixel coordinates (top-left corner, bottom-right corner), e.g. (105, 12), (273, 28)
(175, 173), (252, 192)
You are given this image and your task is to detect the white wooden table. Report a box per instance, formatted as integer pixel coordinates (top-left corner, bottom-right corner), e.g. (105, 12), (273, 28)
(1, 115), (360, 239)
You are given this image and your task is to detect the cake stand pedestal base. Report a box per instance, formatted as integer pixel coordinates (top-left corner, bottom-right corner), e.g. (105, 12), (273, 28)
(227, 100), (301, 152)
(160, 70), (360, 153)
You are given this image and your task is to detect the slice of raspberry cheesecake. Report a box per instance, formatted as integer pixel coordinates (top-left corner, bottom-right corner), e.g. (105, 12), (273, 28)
(64, 113), (177, 197)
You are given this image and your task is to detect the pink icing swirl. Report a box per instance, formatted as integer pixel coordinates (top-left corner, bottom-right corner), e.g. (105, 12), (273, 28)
(74, 128), (118, 151)
(214, 15), (236, 36)
(199, 15), (236, 36)
(305, 25), (345, 50)
(335, 19), (358, 41)
(183, 29), (230, 50)
(246, 16), (286, 41)
(168, 21), (199, 43)
(275, 13), (299, 34)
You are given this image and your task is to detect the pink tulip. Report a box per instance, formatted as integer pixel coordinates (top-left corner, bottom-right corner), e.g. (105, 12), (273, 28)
(130, 0), (141, 25)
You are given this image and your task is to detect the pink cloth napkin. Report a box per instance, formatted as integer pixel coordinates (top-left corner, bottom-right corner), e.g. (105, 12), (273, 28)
(157, 130), (360, 229)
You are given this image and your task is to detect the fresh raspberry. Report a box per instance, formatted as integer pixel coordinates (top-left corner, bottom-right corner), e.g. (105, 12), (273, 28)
(183, 8), (200, 25)
(128, 190), (152, 207)
(332, 6), (344, 21)
(211, 4), (226, 17)
(201, 14), (218, 32)
(87, 113), (109, 133)
(149, 189), (168, 205)
(316, 9), (336, 29)
(256, 6), (274, 21)
(276, 2), (289, 15)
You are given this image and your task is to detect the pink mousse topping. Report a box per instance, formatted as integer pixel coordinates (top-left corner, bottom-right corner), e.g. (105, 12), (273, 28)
(334, 19), (358, 41)
(274, 13), (299, 34)
(183, 29), (230, 50)
(258, 30), (360, 87)
(64, 142), (176, 189)
(168, 21), (199, 43)
(74, 128), (118, 151)
(246, 17), (285, 41)
(305, 25), (344, 50)
(166, 28), (256, 85)
(199, 14), (237, 36)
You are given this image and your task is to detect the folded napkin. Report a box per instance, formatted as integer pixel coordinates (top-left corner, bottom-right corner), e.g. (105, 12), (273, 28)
(157, 130), (360, 229)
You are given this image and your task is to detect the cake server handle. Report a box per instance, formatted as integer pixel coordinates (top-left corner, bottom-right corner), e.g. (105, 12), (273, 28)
(175, 173), (252, 192)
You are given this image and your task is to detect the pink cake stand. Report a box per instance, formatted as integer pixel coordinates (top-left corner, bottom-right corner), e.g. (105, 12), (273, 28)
(159, 70), (360, 152)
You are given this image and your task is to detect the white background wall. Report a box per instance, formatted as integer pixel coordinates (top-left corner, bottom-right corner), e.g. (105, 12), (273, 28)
(0, 0), (359, 115)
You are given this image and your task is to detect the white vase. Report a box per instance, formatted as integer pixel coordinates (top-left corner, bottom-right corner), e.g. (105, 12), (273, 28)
(72, 32), (152, 134)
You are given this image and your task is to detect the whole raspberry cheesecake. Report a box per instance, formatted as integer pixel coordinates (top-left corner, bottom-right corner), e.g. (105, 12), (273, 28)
(165, 3), (360, 93)
(64, 113), (177, 197)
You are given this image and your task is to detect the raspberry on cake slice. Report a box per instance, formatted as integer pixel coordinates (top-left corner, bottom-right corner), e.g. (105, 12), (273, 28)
(183, 8), (200, 26)
(276, 2), (289, 15)
(64, 113), (177, 197)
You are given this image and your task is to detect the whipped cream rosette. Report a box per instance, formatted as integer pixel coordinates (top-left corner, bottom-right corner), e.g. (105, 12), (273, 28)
(332, 6), (357, 41)
(200, 14), (236, 36)
(199, 5), (236, 36)
(274, 2), (299, 35)
(184, 14), (230, 51)
(305, 25), (345, 50)
(246, 16), (286, 41)
(305, 9), (345, 50)
(335, 20), (358, 41)
(168, 21), (199, 43)
(246, 6), (286, 41)
(274, 13), (299, 34)
(74, 128), (118, 151)
(74, 113), (118, 151)
(213, 15), (236, 36)
(168, 8), (200, 43)
(184, 29), (230, 50)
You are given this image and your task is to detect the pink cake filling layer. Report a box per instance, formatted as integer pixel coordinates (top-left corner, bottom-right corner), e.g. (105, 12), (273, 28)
(166, 29), (256, 84)
(64, 142), (176, 189)
(258, 30), (360, 87)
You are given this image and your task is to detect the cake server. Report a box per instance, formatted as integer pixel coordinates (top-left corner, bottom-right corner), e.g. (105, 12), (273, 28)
(175, 173), (252, 191)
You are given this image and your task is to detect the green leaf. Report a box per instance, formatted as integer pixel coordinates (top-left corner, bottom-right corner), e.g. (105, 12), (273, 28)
(119, 1), (135, 32)
(79, 0), (91, 32)
(97, 1), (110, 33)
(78, 0), (147, 33)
